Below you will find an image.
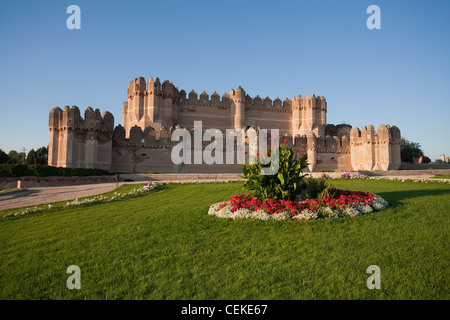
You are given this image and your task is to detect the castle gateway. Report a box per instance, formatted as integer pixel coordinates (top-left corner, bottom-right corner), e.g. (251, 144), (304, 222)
(48, 76), (401, 173)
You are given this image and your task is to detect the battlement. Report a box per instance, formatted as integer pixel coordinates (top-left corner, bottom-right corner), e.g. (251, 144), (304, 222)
(122, 75), (329, 137)
(124, 76), (325, 112)
(49, 105), (114, 133)
(350, 124), (401, 145)
(349, 124), (401, 171)
(177, 86), (326, 112)
(113, 124), (173, 148)
(48, 106), (114, 170)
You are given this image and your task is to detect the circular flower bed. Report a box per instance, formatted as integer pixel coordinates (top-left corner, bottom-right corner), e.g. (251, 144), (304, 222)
(208, 189), (388, 221)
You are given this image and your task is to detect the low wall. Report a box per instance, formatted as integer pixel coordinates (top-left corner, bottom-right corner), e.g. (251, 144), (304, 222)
(119, 173), (244, 182)
(399, 163), (450, 170)
(367, 168), (450, 176)
(0, 176), (116, 190)
(310, 168), (450, 178)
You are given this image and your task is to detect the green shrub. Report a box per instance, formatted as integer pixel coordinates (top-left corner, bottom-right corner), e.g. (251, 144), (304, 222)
(0, 165), (13, 177)
(305, 177), (331, 199)
(242, 140), (308, 201)
(317, 185), (335, 200)
(0, 164), (113, 177)
(28, 164), (58, 176)
(11, 164), (34, 177)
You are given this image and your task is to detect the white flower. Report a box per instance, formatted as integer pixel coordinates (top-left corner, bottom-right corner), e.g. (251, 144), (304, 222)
(356, 204), (374, 215)
(215, 205), (234, 219)
(208, 203), (222, 215)
(231, 208), (252, 220)
(372, 200), (388, 211)
(293, 209), (318, 221)
(251, 210), (271, 221)
(319, 206), (337, 218)
(271, 211), (292, 221)
(334, 210), (345, 217)
(343, 207), (360, 217)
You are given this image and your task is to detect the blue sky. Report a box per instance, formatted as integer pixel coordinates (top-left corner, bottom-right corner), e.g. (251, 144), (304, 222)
(0, 0), (449, 160)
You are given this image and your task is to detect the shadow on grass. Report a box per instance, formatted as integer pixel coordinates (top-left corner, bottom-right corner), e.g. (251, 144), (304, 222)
(377, 188), (450, 207)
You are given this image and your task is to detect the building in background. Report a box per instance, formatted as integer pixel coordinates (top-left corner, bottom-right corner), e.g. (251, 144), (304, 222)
(48, 76), (402, 173)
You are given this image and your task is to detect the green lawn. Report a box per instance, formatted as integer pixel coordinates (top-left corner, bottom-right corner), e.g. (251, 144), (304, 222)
(431, 174), (450, 179)
(0, 179), (449, 300)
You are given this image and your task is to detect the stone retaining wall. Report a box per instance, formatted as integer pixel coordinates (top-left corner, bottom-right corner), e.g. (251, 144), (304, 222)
(119, 173), (244, 182)
(399, 163), (450, 170)
(0, 176), (116, 189)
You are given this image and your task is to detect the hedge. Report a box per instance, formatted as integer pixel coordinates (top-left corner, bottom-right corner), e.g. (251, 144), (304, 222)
(0, 164), (114, 177)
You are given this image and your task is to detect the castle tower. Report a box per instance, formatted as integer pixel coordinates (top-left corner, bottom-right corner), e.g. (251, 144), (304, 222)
(375, 124), (390, 170)
(84, 107), (100, 168)
(317, 96), (327, 137)
(124, 77), (146, 136)
(48, 107), (62, 166)
(350, 127), (362, 170)
(144, 76), (160, 126)
(299, 94), (315, 135)
(306, 132), (317, 172)
(363, 124), (376, 171)
(48, 106), (114, 170)
(340, 135), (350, 171)
(389, 125), (401, 169)
(350, 124), (401, 171)
(161, 80), (176, 129)
(291, 95), (303, 135)
(48, 105), (82, 168)
(231, 86), (246, 130)
(57, 106), (83, 167)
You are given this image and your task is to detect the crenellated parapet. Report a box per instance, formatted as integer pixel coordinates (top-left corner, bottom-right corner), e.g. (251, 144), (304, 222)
(178, 90), (233, 109)
(293, 132), (351, 172)
(48, 106), (114, 170)
(113, 124), (176, 149)
(123, 76), (327, 136)
(349, 124), (401, 171)
(49, 106), (114, 133)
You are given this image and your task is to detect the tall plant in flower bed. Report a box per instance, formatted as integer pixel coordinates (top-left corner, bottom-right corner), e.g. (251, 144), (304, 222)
(241, 139), (308, 201)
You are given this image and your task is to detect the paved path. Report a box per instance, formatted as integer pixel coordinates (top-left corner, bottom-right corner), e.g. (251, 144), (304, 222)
(0, 182), (127, 211)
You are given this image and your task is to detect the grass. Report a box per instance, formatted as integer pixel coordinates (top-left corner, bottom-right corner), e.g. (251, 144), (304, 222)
(0, 179), (449, 300)
(431, 174), (450, 179)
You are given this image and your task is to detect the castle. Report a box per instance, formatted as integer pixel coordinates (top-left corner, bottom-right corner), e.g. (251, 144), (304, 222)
(48, 76), (401, 173)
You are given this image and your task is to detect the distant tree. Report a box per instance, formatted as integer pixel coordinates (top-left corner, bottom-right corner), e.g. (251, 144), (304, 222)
(401, 138), (424, 164)
(27, 149), (37, 165)
(0, 149), (8, 164)
(421, 156), (431, 163)
(7, 150), (23, 164)
(35, 146), (48, 165)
